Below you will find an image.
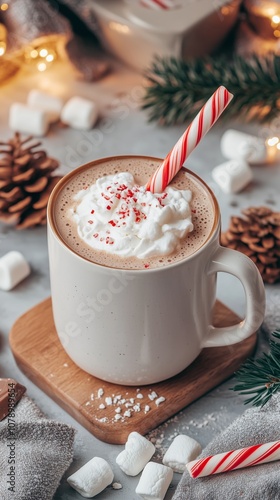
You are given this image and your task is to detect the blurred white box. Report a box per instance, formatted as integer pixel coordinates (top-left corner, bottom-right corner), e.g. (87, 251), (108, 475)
(90, 0), (242, 70)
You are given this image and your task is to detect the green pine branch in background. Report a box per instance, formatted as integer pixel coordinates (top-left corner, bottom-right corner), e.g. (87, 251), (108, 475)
(232, 330), (280, 407)
(142, 54), (280, 125)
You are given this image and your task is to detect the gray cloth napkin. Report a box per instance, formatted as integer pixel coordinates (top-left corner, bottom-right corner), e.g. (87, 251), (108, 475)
(0, 395), (75, 500)
(173, 394), (280, 500)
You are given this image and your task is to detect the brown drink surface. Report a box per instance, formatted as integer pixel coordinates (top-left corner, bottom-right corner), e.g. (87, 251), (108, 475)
(53, 157), (216, 270)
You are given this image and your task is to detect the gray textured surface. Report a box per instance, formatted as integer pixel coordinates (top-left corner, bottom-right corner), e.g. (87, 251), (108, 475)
(0, 60), (280, 499)
(173, 394), (280, 500)
(0, 396), (75, 500)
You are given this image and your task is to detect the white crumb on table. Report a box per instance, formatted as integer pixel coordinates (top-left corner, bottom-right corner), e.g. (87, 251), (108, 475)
(112, 482), (122, 490)
(148, 391), (158, 401)
(155, 396), (166, 406)
(97, 388), (104, 398)
(85, 387), (167, 423)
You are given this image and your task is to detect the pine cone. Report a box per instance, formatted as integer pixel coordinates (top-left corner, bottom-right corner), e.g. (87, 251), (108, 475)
(0, 133), (61, 229)
(221, 206), (280, 284)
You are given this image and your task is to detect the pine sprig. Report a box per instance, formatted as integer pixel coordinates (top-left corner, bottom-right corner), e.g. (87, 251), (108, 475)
(143, 54), (280, 125)
(232, 330), (280, 407)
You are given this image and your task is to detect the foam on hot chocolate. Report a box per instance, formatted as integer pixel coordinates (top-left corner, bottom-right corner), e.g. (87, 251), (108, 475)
(54, 157), (216, 270)
(72, 171), (193, 259)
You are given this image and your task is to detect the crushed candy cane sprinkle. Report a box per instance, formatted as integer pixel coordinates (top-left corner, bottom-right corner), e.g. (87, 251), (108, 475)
(84, 387), (166, 424)
(72, 172), (193, 260)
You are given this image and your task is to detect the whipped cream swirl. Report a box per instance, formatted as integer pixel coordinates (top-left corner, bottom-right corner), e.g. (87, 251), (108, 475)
(72, 172), (193, 259)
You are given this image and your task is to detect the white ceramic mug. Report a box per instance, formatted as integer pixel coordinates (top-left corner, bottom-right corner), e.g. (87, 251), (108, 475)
(47, 157), (265, 385)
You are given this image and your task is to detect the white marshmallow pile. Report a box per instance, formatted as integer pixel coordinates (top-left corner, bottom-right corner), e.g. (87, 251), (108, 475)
(116, 431), (155, 476)
(0, 251), (30, 291)
(9, 103), (49, 137)
(212, 159), (253, 194)
(220, 129), (267, 165)
(27, 89), (63, 123)
(67, 431), (202, 499)
(210, 128), (262, 194)
(9, 90), (98, 136)
(60, 96), (98, 131)
(67, 457), (114, 498)
(162, 434), (202, 473)
(135, 462), (173, 500)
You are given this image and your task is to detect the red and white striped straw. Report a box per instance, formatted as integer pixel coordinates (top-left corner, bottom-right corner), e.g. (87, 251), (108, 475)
(140, 0), (177, 9)
(187, 440), (280, 478)
(146, 86), (233, 193)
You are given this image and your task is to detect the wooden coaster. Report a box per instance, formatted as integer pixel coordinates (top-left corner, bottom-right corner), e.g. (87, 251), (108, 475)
(9, 298), (256, 444)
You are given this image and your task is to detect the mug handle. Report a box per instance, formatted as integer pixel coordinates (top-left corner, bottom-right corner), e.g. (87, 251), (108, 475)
(202, 246), (265, 348)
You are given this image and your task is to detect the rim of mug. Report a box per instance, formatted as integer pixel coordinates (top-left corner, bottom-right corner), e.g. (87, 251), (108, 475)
(47, 155), (220, 272)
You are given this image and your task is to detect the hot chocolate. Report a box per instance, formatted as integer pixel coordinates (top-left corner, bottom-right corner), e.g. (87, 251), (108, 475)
(53, 156), (216, 270)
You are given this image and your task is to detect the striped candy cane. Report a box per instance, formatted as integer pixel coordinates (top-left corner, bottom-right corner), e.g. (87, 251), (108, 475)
(140, 0), (177, 9)
(187, 441), (280, 478)
(146, 86), (233, 193)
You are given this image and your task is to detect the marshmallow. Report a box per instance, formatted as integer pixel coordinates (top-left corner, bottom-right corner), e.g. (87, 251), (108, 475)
(220, 129), (267, 164)
(61, 96), (98, 130)
(0, 251), (30, 291)
(212, 159), (253, 194)
(162, 434), (202, 473)
(9, 103), (49, 137)
(27, 89), (63, 123)
(135, 462), (173, 500)
(116, 431), (155, 476)
(67, 457), (114, 498)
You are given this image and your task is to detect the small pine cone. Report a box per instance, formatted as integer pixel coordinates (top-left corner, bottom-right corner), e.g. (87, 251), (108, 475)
(221, 206), (280, 284)
(0, 133), (62, 229)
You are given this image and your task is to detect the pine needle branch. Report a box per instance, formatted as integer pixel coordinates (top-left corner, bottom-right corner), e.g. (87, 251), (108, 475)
(232, 330), (280, 407)
(142, 54), (280, 125)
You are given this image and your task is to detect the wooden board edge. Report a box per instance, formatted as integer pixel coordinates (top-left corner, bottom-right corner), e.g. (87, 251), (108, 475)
(10, 331), (257, 445)
(9, 298), (258, 445)
(11, 350), (126, 444)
